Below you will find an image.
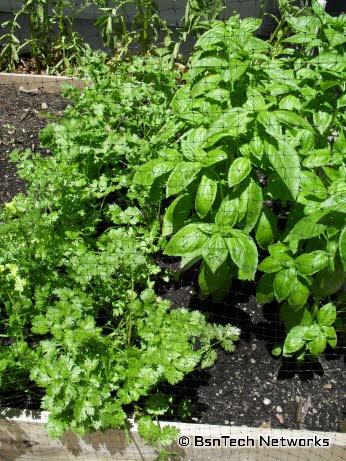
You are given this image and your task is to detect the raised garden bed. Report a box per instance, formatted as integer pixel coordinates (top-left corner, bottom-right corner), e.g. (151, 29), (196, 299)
(1, 407), (345, 461)
(1, 4), (346, 457)
(0, 73), (84, 93)
(0, 83), (344, 437)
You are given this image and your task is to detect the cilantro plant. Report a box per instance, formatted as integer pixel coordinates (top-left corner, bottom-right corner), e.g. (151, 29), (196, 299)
(0, 52), (239, 447)
(134, 2), (346, 361)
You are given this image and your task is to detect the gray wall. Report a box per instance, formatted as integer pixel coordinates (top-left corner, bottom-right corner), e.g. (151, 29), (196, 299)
(1, 2), (341, 61)
(0, 1), (263, 22)
(0, 1), (271, 52)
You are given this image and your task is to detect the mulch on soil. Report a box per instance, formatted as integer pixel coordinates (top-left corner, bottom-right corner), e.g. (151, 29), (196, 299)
(0, 85), (344, 433)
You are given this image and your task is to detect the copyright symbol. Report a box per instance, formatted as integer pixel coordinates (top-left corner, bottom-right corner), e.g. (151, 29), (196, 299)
(178, 436), (190, 447)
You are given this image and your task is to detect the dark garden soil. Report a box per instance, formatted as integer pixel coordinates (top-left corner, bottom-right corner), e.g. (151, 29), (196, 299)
(157, 266), (345, 433)
(0, 86), (345, 433)
(0, 84), (67, 204)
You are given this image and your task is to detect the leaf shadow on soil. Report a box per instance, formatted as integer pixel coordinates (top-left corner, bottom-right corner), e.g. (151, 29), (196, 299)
(155, 256), (345, 423)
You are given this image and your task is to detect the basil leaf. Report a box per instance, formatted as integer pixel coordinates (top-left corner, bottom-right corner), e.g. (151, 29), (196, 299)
(274, 110), (311, 129)
(310, 53), (346, 73)
(302, 149), (331, 168)
(195, 26), (228, 49)
(297, 170), (327, 204)
(317, 303), (336, 327)
(207, 108), (252, 145)
(228, 157), (251, 188)
(304, 324), (321, 340)
(266, 141), (301, 200)
(284, 210), (328, 242)
(312, 263), (345, 297)
(201, 149), (228, 167)
(172, 86), (192, 115)
(202, 234), (228, 273)
(159, 148), (183, 162)
(283, 326), (307, 355)
(324, 28), (346, 47)
(184, 127), (208, 150)
(339, 226), (346, 271)
(206, 88), (230, 102)
(255, 208), (277, 249)
(269, 242), (289, 255)
(244, 93), (266, 111)
(244, 179), (263, 232)
(190, 56), (228, 73)
(195, 175), (218, 219)
(215, 198), (239, 228)
(226, 58), (250, 83)
(257, 111), (282, 138)
(287, 277), (309, 308)
(286, 15), (320, 33)
(248, 137), (264, 160)
(320, 193), (346, 214)
(180, 250), (203, 272)
(166, 162), (201, 197)
(133, 159), (175, 187)
(162, 194), (193, 237)
(190, 74), (221, 98)
(236, 178), (263, 232)
(164, 224), (208, 256)
(321, 326), (337, 348)
(256, 273), (275, 304)
(280, 304), (312, 333)
(279, 95), (302, 111)
(258, 253), (293, 273)
(299, 129), (315, 152)
(198, 260), (231, 296)
(225, 230), (258, 280)
(181, 141), (206, 162)
(308, 334), (326, 356)
(313, 111), (333, 135)
(273, 268), (297, 302)
(295, 251), (329, 275)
